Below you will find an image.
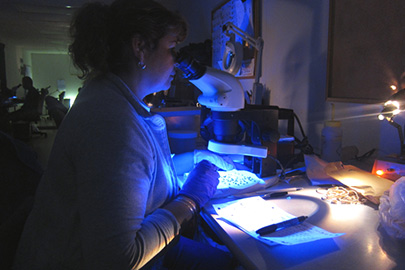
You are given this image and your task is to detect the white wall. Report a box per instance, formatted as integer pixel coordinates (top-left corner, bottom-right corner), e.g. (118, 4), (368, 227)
(174, 0), (219, 45)
(31, 52), (82, 104)
(260, 0), (384, 155)
(3, 47), (82, 106)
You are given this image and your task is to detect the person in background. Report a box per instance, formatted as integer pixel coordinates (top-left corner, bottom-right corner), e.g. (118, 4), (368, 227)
(19, 77), (40, 111)
(6, 76), (40, 122)
(13, 1), (237, 269)
(0, 76), (41, 134)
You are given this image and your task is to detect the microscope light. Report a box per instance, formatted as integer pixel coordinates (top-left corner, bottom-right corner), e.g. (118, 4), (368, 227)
(378, 99), (402, 121)
(384, 100), (400, 109)
(378, 88), (405, 158)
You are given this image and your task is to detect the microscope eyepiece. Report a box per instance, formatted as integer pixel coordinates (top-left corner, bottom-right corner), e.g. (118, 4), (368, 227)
(175, 52), (207, 80)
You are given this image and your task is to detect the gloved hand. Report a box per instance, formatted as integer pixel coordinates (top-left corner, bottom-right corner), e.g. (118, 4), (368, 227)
(194, 150), (235, 171)
(179, 160), (220, 208)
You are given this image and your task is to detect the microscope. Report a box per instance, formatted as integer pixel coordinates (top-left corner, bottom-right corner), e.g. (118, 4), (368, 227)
(176, 52), (294, 177)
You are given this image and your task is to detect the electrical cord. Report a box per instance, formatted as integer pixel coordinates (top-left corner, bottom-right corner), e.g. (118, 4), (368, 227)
(294, 112), (306, 139)
(355, 148), (376, 161)
(293, 112), (313, 153)
(267, 155), (286, 180)
(285, 112), (315, 169)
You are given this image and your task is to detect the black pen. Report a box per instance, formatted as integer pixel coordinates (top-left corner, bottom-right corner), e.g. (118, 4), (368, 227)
(261, 191), (288, 199)
(256, 216), (308, 236)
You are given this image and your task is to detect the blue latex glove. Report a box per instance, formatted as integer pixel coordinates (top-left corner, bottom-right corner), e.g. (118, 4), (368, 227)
(179, 160), (220, 208)
(194, 150), (235, 171)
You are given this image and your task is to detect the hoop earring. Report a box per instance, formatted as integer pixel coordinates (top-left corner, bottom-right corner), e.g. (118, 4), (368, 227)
(138, 61), (146, 70)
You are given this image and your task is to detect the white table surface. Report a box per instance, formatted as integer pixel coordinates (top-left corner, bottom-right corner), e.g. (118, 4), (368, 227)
(201, 177), (405, 270)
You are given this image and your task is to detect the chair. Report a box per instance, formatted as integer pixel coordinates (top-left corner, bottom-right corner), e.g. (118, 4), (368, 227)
(45, 96), (68, 129)
(29, 93), (47, 137)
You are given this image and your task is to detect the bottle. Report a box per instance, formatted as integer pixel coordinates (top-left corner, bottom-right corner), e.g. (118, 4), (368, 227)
(321, 104), (343, 162)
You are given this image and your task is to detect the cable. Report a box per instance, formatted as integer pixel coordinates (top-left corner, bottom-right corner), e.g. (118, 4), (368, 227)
(268, 155), (286, 180)
(292, 112), (315, 157)
(355, 148), (376, 161)
(294, 112), (307, 139)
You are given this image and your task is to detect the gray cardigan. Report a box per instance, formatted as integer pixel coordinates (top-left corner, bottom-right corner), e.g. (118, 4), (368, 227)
(14, 73), (180, 269)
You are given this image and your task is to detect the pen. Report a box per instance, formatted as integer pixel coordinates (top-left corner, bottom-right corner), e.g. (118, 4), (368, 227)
(256, 215), (308, 236)
(233, 187), (303, 199)
(255, 187), (303, 195)
(261, 191), (288, 199)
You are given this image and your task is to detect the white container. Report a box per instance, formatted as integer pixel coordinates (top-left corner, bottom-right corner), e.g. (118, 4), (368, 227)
(321, 121), (342, 162)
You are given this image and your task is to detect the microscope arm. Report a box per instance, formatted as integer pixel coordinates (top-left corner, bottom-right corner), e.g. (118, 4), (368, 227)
(189, 66), (245, 112)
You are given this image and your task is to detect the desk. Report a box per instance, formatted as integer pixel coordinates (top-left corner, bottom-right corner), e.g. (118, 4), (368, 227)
(201, 177), (405, 270)
(1, 98), (23, 112)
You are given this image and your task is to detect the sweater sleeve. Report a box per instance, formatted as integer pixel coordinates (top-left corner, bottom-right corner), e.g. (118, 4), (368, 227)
(71, 103), (180, 269)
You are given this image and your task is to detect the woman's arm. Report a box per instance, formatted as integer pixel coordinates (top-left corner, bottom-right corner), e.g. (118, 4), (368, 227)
(73, 108), (182, 270)
(172, 151), (195, 175)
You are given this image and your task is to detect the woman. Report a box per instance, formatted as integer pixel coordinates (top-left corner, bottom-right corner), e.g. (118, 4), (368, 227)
(13, 0), (236, 269)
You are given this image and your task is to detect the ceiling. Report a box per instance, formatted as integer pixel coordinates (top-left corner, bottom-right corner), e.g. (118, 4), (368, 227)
(0, 0), (194, 53)
(0, 0), (115, 52)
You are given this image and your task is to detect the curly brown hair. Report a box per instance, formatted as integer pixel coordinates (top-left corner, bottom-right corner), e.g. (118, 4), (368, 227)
(69, 0), (187, 80)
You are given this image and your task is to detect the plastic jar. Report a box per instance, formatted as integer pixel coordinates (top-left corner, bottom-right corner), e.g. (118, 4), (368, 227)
(321, 121), (342, 162)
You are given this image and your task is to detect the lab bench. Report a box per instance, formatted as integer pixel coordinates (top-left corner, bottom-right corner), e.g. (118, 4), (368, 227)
(201, 176), (405, 270)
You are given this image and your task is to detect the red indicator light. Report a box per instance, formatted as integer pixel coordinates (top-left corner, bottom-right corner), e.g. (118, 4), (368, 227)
(376, 170), (384, 176)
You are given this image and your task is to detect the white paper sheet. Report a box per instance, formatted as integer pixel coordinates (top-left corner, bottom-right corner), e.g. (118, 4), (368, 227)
(213, 196), (344, 245)
(304, 154), (342, 186)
